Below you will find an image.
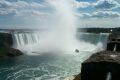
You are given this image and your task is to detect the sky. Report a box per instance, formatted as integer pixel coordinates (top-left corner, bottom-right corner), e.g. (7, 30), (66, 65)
(0, 0), (120, 28)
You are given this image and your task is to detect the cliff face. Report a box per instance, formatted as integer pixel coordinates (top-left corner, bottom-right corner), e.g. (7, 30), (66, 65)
(0, 33), (13, 48)
(0, 33), (23, 58)
(81, 51), (120, 80)
(76, 33), (120, 80)
(81, 62), (120, 80)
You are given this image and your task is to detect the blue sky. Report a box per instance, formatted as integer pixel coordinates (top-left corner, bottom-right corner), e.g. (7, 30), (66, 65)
(0, 0), (120, 28)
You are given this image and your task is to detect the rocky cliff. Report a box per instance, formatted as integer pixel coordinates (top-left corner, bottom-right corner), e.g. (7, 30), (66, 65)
(80, 51), (120, 80)
(0, 33), (23, 58)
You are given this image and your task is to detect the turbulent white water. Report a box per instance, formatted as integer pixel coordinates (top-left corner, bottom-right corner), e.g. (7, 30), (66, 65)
(12, 31), (108, 55)
(13, 0), (106, 54)
(14, 32), (41, 46)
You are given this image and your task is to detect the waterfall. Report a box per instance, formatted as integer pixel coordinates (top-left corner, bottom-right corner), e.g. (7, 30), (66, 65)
(12, 31), (41, 53)
(99, 33), (109, 49)
(11, 0), (110, 54)
(11, 31), (109, 55)
(14, 32), (41, 46)
(106, 72), (111, 80)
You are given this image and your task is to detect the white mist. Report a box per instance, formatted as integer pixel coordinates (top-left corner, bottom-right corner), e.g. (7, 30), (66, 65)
(14, 0), (104, 54)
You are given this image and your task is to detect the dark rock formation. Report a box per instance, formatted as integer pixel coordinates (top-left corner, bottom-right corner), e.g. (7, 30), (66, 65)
(81, 51), (120, 80)
(107, 44), (120, 52)
(74, 34), (120, 80)
(0, 33), (13, 48)
(0, 33), (23, 58)
(107, 33), (120, 52)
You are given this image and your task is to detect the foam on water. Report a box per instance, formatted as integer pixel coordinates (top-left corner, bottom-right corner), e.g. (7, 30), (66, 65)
(0, 52), (89, 80)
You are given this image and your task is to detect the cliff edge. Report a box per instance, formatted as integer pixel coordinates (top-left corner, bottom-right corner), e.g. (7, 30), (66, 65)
(0, 33), (23, 58)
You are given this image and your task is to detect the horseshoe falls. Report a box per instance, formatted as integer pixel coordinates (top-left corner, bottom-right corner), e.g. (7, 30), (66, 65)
(0, 0), (111, 80)
(0, 31), (109, 80)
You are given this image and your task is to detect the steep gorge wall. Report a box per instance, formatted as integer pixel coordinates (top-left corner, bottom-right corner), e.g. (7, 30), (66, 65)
(0, 33), (13, 48)
(80, 51), (120, 80)
(0, 32), (22, 58)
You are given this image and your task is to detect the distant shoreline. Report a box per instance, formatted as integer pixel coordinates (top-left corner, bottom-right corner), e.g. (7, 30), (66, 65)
(0, 27), (120, 33)
(78, 27), (120, 33)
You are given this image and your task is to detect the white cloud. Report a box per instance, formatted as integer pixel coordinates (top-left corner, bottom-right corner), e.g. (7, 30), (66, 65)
(16, 10), (49, 17)
(0, 0), (48, 16)
(76, 13), (92, 18)
(12, 1), (46, 9)
(92, 11), (120, 18)
(77, 11), (120, 18)
(0, 0), (12, 8)
(0, 9), (17, 15)
(94, 0), (120, 10)
(0, 0), (120, 19)
(74, 0), (120, 10)
(74, 1), (91, 8)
